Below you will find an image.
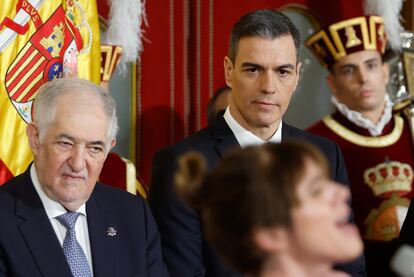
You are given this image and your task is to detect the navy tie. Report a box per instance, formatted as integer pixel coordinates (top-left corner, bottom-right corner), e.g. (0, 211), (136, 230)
(56, 212), (92, 277)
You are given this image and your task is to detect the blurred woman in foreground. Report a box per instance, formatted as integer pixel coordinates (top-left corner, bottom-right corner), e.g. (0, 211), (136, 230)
(175, 140), (363, 277)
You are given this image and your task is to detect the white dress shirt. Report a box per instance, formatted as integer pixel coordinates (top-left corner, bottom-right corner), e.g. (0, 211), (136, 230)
(223, 107), (282, 147)
(30, 165), (94, 275)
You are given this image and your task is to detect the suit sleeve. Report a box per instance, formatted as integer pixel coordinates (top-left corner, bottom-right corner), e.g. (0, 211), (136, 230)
(0, 243), (7, 276)
(142, 199), (170, 276)
(332, 142), (349, 186)
(148, 149), (205, 277)
(330, 142), (367, 277)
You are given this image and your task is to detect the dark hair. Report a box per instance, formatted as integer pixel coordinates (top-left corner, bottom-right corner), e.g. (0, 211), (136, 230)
(207, 85), (231, 124)
(228, 9), (301, 63)
(175, 140), (329, 275)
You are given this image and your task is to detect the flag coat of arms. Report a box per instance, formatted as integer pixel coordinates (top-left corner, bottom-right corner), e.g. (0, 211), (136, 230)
(0, 0), (100, 184)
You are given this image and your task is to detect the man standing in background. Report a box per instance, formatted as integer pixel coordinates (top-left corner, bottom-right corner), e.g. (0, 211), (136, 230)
(150, 9), (365, 277)
(207, 86), (231, 124)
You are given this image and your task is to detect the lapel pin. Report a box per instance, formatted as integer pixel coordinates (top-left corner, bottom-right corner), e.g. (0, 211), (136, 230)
(107, 227), (117, 237)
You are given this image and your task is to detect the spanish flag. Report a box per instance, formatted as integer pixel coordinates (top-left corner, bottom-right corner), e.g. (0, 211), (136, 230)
(0, 0), (100, 184)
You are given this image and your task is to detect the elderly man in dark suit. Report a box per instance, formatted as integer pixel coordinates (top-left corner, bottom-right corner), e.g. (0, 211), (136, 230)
(0, 78), (168, 277)
(149, 9), (365, 277)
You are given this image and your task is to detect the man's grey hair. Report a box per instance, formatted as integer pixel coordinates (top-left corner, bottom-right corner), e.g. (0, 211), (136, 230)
(228, 9), (301, 63)
(33, 78), (118, 143)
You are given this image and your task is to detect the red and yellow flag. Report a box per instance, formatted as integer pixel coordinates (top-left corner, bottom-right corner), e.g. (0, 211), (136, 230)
(0, 0), (100, 184)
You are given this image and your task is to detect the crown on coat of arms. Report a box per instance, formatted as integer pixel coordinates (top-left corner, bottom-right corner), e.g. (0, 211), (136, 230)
(364, 160), (413, 197)
(305, 15), (386, 68)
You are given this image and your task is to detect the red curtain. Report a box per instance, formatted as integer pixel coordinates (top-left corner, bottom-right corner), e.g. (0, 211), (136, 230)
(135, 0), (364, 186)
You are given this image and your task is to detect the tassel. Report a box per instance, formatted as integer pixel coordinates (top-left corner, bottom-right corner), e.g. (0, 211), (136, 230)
(101, 0), (148, 74)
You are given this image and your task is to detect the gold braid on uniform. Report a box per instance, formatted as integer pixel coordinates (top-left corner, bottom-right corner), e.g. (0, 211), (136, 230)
(323, 115), (403, 147)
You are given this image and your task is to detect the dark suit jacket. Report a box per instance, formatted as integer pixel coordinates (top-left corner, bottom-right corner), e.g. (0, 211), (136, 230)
(149, 115), (366, 277)
(399, 199), (414, 247)
(0, 167), (169, 277)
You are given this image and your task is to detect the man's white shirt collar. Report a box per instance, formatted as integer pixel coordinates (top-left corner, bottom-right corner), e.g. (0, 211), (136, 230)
(30, 164), (93, 273)
(223, 107), (282, 147)
(30, 164), (87, 218)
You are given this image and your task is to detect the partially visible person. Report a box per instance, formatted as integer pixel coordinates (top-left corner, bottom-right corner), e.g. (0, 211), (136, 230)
(306, 15), (414, 276)
(175, 141), (363, 277)
(207, 85), (231, 124)
(400, 199), (414, 244)
(0, 78), (168, 276)
(149, 9), (365, 277)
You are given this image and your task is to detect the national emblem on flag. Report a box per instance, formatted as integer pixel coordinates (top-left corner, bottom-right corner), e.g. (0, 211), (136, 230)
(0, 0), (100, 184)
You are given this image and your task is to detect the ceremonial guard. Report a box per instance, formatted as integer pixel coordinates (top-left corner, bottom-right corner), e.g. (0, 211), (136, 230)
(306, 15), (414, 276)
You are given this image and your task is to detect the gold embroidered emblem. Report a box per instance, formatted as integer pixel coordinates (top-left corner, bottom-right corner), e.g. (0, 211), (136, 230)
(364, 160), (413, 197)
(314, 43), (327, 58)
(377, 25), (386, 53)
(365, 194), (410, 241)
(323, 115), (404, 147)
(345, 26), (362, 48)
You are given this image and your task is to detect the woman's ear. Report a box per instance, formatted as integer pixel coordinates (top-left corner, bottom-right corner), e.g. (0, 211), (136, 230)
(253, 227), (289, 253)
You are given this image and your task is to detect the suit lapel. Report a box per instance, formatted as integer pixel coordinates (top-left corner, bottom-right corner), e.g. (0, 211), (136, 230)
(86, 185), (118, 277)
(282, 122), (306, 141)
(282, 122), (293, 140)
(15, 169), (73, 277)
(211, 114), (240, 157)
